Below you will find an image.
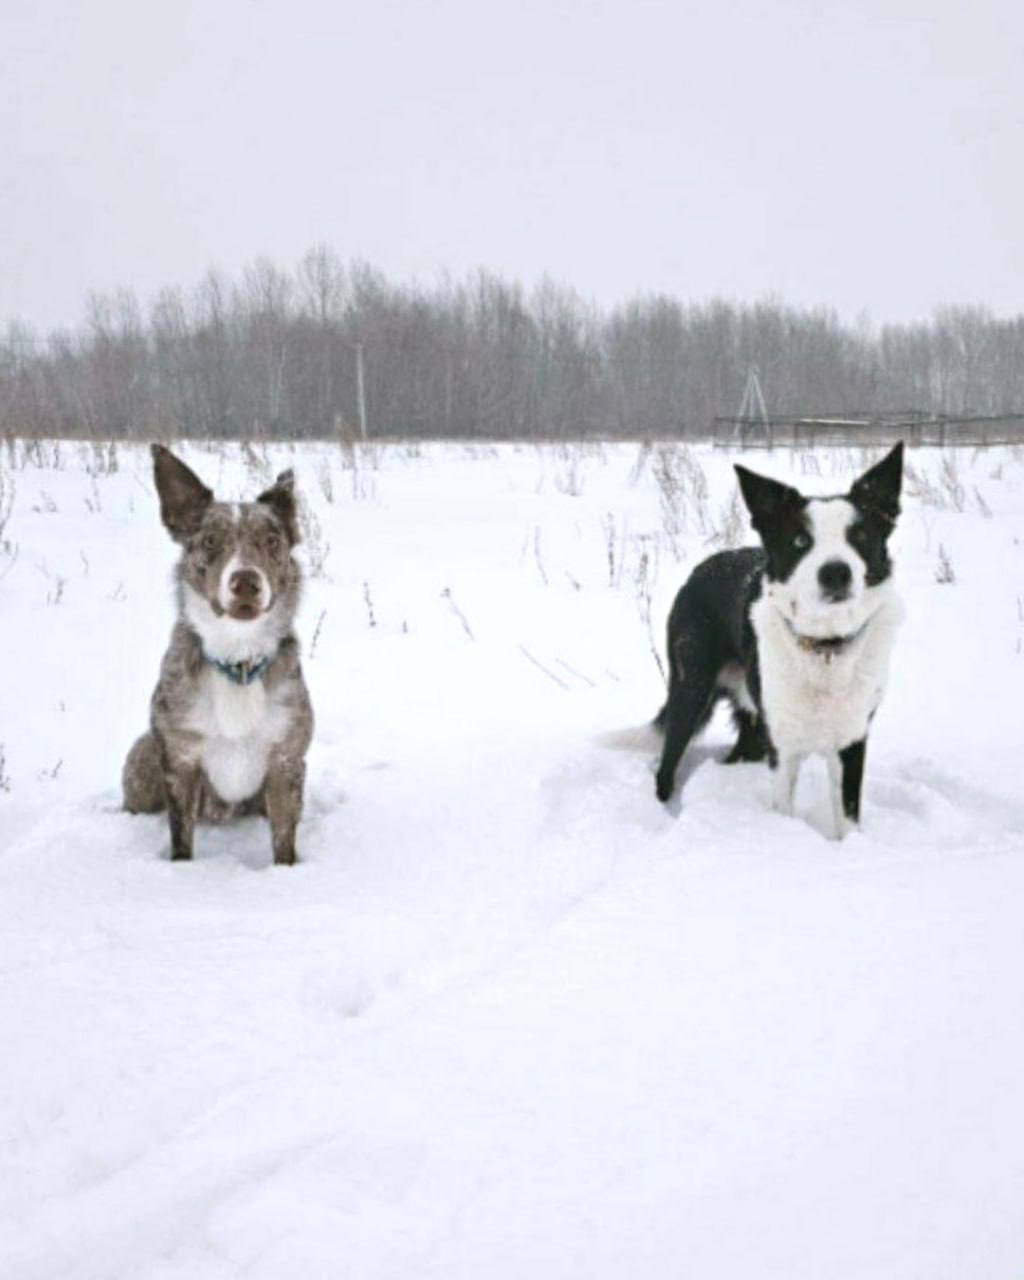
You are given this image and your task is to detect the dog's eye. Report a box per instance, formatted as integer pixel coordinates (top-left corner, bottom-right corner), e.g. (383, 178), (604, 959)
(201, 533), (219, 555)
(266, 533), (281, 555)
(849, 526), (867, 547)
(793, 531), (810, 551)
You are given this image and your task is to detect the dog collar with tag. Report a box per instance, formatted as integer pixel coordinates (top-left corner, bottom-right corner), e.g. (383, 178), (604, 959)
(785, 618), (867, 661)
(204, 653), (275, 685)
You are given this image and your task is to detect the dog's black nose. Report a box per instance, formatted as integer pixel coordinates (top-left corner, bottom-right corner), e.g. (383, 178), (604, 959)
(818, 560), (852, 600)
(230, 569), (261, 601)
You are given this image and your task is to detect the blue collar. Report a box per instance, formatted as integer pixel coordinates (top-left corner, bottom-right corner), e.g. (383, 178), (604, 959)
(204, 652), (274, 685)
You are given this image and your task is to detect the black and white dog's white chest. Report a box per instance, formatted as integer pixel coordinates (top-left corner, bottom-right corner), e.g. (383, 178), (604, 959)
(749, 583), (903, 758)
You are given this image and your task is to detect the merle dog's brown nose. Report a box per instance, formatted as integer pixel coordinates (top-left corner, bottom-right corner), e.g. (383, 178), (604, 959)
(230, 569), (261, 601)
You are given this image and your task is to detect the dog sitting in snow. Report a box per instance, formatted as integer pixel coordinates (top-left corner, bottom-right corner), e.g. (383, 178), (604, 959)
(123, 446), (314, 865)
(654, 443), (904, 838)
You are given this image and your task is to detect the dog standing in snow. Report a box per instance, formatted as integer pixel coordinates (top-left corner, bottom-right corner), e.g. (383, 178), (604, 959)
(654, 443), (904, 838)
(123, 446), (314, 865)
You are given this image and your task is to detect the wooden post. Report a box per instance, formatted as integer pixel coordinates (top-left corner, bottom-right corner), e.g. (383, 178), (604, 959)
(355, 341), (367, 442)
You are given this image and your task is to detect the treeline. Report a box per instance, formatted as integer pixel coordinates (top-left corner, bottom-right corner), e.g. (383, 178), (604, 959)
(3, 247), (1024, 440)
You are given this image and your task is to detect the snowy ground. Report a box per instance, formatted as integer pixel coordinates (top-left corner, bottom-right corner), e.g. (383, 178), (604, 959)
(2, 436), (1024, 1279)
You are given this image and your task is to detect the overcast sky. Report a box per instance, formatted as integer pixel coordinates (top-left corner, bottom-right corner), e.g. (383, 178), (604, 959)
(3, 0), (1024, 332)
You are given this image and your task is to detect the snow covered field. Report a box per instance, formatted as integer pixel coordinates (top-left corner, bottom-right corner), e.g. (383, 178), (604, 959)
(2, 436), (1024, 1279)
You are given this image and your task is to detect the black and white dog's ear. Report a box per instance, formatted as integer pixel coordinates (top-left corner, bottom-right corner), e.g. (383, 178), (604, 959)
(849, 442), (903, 525)
(151, 444), (213, 543)
(734, 464), (802, 531)
(258, 469), (301, 545)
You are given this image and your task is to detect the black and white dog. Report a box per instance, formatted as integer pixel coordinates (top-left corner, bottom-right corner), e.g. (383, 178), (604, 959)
(654, 443), (904, 838)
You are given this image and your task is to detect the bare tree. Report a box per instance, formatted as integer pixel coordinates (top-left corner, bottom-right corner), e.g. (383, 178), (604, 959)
(4, 250), (1024, 442)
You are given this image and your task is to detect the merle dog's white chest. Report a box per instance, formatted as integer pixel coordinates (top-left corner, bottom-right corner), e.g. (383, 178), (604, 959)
(186, 671), (290, 803)
(751, 592), (903, 757)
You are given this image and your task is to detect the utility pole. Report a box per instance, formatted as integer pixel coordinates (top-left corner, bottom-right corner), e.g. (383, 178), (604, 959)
(355, 341), (367, 441)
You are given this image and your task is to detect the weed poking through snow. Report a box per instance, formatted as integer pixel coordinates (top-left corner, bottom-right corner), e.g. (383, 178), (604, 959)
(309, 609), (327, 658)
(315, 456), (334, 504)
(299, 500), (331, 577)
(0, 469), (15, 568)
(633, 536), (665, 680)
(362, 582), (377, 629)
(442, 587), (474, 640)
(654, 444), (711, 554)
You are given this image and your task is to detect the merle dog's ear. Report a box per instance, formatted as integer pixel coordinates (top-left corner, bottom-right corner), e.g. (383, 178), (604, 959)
(734, 464), (802, 532)
(151, 444), (213, 543)
(850, 442), (903, 525)
(258, 469), (301, 544)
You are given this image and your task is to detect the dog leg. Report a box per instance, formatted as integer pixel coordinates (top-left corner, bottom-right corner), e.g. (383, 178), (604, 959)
(826, 754), (847, 839)
(771, 754), (800, 817)
(122, 732), (167, 813)
(655, 650), (716, 802)
(837, 737), (867, 834)
(265, 755), (305, 866)
(164, 764), (200, 861)
(724, 708), (768, 764)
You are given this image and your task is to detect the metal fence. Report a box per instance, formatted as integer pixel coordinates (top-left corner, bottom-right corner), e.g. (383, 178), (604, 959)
(712, 414), (1024, 450)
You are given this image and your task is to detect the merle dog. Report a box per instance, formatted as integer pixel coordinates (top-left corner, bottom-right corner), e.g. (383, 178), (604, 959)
(654, 443), (904, 838)
(123, 446), (314, 865)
